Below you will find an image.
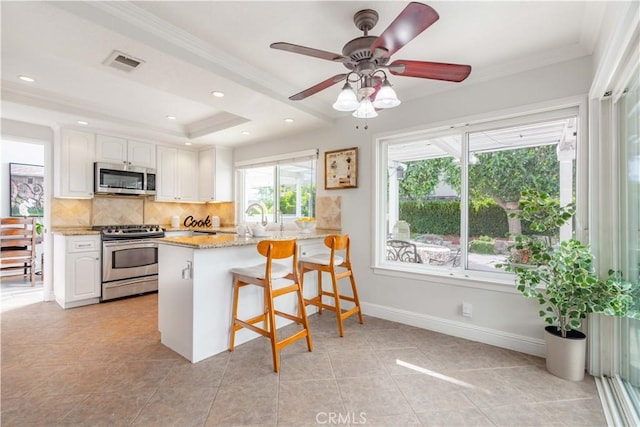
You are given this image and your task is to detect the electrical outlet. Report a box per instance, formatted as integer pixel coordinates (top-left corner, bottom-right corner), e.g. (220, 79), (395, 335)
(462, 302), (472, 318)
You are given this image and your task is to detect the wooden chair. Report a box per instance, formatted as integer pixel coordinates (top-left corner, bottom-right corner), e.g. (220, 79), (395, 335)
(386, 239), (421, 263)
(1, 217), (37, 286)
(229, 239), (313, 372)
(299, 234), (363, 337)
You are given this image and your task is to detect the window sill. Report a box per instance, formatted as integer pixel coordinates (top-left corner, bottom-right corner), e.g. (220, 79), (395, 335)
(371, 263), (520, 294)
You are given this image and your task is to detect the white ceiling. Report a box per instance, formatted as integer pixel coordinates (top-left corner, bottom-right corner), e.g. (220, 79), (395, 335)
(1, 1), (605, 148)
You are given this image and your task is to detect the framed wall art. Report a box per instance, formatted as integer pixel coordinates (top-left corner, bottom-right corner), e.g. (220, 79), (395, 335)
(324, 147), (358, 190)
(9, 163), (44, 217)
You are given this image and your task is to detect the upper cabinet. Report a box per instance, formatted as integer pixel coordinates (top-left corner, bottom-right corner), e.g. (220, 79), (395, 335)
(199, 147), (232, 202)
(156, 146), (199, 202)
(96, 134), (155, 168)
(55, 129), (232, 203)
(56, 129), (95, 198)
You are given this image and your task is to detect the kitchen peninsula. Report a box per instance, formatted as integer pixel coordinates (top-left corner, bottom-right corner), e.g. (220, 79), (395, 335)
(157, 231), (331, 363)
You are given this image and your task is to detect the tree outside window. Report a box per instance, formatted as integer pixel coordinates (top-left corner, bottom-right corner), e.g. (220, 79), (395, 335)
(385, 114), (576, 272)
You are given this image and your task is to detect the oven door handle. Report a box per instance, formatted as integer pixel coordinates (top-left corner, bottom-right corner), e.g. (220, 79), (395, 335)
(103, 276), (157, 289)
(103, 240), (158, 249)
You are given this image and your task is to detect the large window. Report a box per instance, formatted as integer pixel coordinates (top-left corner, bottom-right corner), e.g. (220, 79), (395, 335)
(378, 109), (578, 276)
(236, 150), (317, 226)
(615, 58), (639, 419)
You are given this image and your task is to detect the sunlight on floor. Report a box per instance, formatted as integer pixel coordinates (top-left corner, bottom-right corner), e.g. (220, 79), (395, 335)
(1, 278), (44, 313)
(396, 358), (479, 390)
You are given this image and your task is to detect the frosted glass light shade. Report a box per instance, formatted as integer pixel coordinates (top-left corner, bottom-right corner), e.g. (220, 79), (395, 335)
(372, 79), (401, 109)
(332, 83), (359, 111)
(352, 98), (378, 118)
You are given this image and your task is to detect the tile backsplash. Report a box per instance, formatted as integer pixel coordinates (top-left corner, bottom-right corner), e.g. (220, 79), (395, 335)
(316, 196), (341, 230)
(93, 197), (144, 225)
(51, 196), (235, 228)
(51, 198), (92, 227)
(51, 195), (338, 230)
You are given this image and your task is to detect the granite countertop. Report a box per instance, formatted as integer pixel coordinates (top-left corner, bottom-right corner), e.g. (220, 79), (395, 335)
(158, 229), (337, 249)
(163, 226), (238, 234)
(51, 227), (100, 236)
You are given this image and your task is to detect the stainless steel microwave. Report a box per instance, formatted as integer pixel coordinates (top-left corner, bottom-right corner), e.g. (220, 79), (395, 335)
(94, 162), (156, 195)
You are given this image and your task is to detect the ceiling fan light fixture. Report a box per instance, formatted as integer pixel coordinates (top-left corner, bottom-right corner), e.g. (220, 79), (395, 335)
(352, 97), (378, 119)
(333, 82), (359, 111)
(372, 78), (401, 109)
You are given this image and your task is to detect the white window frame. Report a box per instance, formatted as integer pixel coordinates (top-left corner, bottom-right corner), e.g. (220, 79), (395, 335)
(235, 149), (318, 225)
(372, 100), (587, 287)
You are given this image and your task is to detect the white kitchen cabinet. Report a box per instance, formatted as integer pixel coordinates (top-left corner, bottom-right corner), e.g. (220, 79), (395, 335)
(198, 147), (232, 202)
(53, 234), (101, 309)
(56, 129), (95, 198)
(96, 134), (155, 168)
(156, 146), (199, 202)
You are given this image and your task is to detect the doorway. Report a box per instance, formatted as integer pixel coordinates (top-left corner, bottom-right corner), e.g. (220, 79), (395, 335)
(0, 121), (54, 305)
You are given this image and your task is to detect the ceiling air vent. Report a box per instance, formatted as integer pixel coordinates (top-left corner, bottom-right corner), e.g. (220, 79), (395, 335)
(103, 50), (145, 73)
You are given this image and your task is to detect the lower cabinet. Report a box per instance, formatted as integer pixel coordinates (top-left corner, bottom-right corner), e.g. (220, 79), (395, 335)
(53, 235), (101, 309)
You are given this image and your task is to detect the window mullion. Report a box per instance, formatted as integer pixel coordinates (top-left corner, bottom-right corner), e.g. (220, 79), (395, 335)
(274, 165), (280, 224)
(461, 129), (470, 270)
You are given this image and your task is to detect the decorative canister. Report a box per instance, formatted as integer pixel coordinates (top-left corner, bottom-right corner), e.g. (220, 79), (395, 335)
(392, 220), (411, 240)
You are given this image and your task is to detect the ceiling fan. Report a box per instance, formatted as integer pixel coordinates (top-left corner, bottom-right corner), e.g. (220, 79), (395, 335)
(270, 2), (472, 116)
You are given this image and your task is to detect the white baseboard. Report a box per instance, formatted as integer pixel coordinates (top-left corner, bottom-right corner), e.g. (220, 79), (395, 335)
(361, 302), (546, 358)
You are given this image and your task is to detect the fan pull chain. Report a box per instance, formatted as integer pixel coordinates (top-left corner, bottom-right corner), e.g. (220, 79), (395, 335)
(355, 116), (370, 130)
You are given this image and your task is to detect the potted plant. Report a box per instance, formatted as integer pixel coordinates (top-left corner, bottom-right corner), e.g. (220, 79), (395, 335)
(498, 189), (637, 381)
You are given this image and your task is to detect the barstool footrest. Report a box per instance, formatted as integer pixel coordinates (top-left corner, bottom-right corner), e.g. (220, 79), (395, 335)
(234, 319), (269, 337)
(273, 310), (303, 324)
(334, 270), (352, 280)
(276, 329), (309, 349)
(272, 283), (301, 297)
(340, 306), (361, 320)
(305, 297), (338, 312)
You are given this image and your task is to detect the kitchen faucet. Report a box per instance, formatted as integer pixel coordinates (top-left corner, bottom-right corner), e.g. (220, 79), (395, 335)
(245, 203), (268, 227)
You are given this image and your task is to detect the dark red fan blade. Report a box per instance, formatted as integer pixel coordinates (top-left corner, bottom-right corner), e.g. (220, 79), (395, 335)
(289, 74), (349, 101)
(370, 2), (439, 59)
(388, 60), (472, 82)
(271, 42), (350, 63)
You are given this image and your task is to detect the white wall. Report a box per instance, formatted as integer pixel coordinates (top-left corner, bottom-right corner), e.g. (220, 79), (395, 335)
(1, 140), (45, 217)
(234, 55), (593, 356)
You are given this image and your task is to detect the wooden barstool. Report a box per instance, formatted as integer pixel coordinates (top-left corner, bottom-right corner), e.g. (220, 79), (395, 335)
(229, 239), (313, 372)
(299, 234), (363, 337)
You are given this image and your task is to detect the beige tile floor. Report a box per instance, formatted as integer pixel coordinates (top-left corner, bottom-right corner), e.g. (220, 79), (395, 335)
(1, 290), (605, 426)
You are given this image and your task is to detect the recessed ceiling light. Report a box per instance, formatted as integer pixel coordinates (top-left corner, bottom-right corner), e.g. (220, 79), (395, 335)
(18, 75), (35, 83)
(241, 131), (251, 135)
(211, 91), (225, 98)
(77, 120), (89, 125)
(166, 115), (177, 120)
(284, 118), (294, 123)
(184, 142), (193, 146)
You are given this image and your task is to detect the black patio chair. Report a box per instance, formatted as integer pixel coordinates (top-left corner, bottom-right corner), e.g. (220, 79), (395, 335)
(386, 240), (421, 263)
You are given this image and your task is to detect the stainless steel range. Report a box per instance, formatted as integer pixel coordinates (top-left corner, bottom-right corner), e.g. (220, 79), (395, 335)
(93, 224), (165, 301)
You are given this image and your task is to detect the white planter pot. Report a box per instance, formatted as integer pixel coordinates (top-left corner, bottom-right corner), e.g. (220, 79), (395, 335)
(544, 326), (587, 381)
